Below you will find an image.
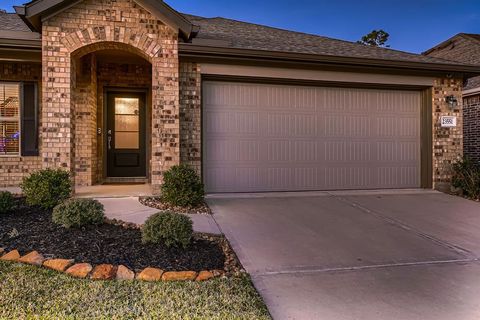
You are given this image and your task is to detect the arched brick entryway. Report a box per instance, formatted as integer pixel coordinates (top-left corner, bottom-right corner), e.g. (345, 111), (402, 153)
(41, 0), (180, 193)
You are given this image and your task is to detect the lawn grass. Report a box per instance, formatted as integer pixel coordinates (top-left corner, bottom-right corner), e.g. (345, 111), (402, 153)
(0, 261), (271, 319)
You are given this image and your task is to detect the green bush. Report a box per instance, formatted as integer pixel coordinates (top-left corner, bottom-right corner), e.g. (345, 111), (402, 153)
(21, 169), (72, 209)
(52, 198), (105, 228)
(452, 158), (480, 199)
(161, 164), (204, 207)
(0, 191), (15, 214)
(142, 211), (193, 249)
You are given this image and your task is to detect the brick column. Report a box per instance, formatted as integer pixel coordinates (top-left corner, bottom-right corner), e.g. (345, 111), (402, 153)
(179, 62), (202, 174)
(433, 78), (463, 191)
(150, 41), (181, 193)
(42, 25), (75, 185)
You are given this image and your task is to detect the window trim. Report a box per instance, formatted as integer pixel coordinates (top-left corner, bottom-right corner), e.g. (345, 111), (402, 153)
(0, 81), (21, 157)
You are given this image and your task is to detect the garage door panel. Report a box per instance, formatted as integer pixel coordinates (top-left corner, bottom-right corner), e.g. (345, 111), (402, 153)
(206, 111), (260, 135)
(206, 139), (261, 162)
(323, 115), (371, 137)
(376, 141), (420, 162)
(268, 140), (318, 162)
(324, 141), (371, 162)
(204, 81), (421, 193)
(267, 114), (318, 137)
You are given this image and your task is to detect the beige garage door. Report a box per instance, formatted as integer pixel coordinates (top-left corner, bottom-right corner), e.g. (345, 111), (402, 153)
(203, 81), (421, 193)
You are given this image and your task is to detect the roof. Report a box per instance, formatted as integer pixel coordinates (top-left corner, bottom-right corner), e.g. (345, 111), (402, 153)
(423, 33), (480, 58)
(463, 33), (480, 43)
(183, 14), (469, 67)
(0, 3), (480, 74)
(0, 12), (31, 32)
(0, 11), (40, 47)
(424, 33), (480, 91)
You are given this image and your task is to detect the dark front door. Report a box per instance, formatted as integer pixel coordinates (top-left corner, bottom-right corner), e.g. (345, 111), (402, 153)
(107, 92), (147, 177)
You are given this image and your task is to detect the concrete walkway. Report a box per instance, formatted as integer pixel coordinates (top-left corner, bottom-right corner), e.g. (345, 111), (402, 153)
(98, 197), (221, 235)
(208, 190), (480, 320)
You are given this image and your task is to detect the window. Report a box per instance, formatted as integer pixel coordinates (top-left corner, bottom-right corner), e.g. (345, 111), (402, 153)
(0, 83), (20, 156)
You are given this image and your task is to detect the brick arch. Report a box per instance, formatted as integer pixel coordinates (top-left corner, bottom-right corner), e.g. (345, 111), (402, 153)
(63, 26), (162, 61)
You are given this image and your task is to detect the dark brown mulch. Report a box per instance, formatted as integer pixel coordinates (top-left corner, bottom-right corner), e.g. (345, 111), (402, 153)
(139, 196), (212, 215)
(0, 200), (225, 272)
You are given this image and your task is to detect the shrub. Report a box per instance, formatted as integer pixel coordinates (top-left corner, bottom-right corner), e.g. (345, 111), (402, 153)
(452, 158), (480, 199)
(21, 169), (72, 209)
(52, 198), (105, 228)
(161, 164), (204, 207)
(142, 211), (193, 249)
(0, 191), (15, 214)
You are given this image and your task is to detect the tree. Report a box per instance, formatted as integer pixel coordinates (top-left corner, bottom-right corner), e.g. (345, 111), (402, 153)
(357, 30), (390, 47)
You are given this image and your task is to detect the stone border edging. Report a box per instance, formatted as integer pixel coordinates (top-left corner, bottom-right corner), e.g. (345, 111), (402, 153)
(0, 248), (224, 282)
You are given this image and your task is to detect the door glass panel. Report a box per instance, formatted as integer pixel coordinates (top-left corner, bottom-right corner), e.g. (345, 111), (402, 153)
(115, 132), (139, 149)
(114, 97), (139, 149)
(115, 98), (139, 115)
(115, 115), (139, 131)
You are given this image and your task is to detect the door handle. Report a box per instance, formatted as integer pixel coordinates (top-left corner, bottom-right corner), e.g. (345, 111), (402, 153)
(107, 136), (112, 150)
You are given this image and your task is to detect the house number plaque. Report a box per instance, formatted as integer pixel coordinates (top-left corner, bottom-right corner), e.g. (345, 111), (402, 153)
(440, 116), (457, 128)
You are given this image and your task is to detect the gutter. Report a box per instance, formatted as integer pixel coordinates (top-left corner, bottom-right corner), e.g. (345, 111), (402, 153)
(1, 37), (479, 75)
(179, 43), (480, 75)
(463, 87), (480, 97)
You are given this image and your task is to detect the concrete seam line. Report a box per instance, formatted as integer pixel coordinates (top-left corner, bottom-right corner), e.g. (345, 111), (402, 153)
(327, 193), (475, 258)
(253, 258), (480, 277)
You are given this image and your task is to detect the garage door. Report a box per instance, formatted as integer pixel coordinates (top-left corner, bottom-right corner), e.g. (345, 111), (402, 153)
(203, 81), (421, 193)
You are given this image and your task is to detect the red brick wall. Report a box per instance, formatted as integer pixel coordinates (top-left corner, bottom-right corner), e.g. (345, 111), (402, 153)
(464, 94), (480, 163)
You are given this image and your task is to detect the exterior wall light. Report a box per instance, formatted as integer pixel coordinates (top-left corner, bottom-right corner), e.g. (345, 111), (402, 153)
(446, 95), (458, 109)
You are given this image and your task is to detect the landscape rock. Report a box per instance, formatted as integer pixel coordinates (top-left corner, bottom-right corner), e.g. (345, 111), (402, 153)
(116, 265), (135, 280)
(91, 264), (117, 280)
(162, 271), (198, 281)
(43, 259), (74, 272)
(18, 251), (45, 266)
(212, 269), (225, 278)
(196, 270), (214, 281)
(0, 250), (20, 261)
(65, 263), (93, 278)
(137, 267), (163, 281)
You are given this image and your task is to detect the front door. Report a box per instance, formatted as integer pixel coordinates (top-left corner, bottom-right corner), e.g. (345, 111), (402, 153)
(107, 92), (146, 177)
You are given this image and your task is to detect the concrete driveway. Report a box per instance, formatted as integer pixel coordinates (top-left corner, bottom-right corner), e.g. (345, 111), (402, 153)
(208, 190), (480, 320)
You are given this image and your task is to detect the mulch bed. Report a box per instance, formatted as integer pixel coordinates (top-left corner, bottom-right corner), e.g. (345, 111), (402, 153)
(0, 199), (225, 272)
(139, 196), (212, 215)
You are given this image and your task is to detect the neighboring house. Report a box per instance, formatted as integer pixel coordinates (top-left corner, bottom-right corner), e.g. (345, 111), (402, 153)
(0, 0), (479, 194)
(424, 33), (480, 163)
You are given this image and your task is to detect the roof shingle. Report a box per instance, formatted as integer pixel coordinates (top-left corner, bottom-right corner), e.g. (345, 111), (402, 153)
(183, 14), (467, 66)
(0, 6), (477, 69)
(0, 12), (31, 32)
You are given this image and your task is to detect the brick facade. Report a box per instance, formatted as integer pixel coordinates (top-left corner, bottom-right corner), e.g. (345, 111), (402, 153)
(72, 54), (97, 186)
(0, 1), (467, 192)
(0, 62), (42, 187)
(424, 34), (480, 169)
(179, 62), (202, 174)
(41, 0), (180, 192)
(464, 94), (480, 163)
(433, 78), (464, 191)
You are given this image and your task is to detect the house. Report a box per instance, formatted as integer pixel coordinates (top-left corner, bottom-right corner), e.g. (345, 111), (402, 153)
(424, 33), (480, 163)
(0, 0), (478, 194)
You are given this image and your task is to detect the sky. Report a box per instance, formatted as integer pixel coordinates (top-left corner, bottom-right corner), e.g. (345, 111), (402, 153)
(2, 0), (479, 54)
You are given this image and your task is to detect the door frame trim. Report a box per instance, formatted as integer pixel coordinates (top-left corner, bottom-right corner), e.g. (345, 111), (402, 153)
(201, 75), (433, 192)
(103, 87), (149, 181)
